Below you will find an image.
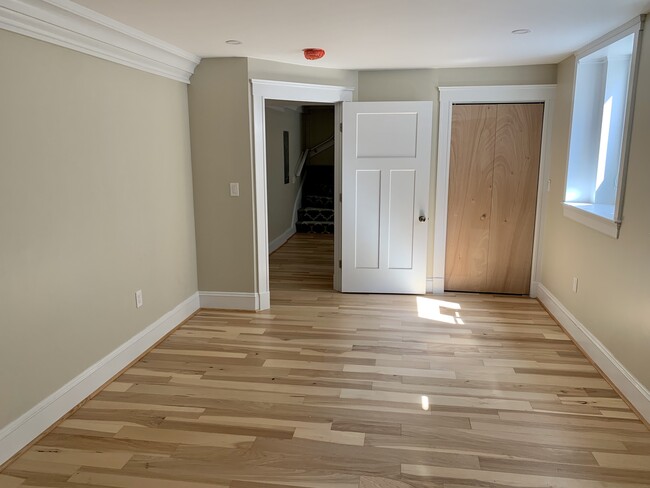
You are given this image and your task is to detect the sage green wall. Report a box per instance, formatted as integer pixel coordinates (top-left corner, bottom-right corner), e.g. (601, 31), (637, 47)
(357, 65), (558, 277)
(265, 106), (302, 242)
(188, 58), (255, 292)
(540, 31), (650, 389)
(0, 30), (197, 428)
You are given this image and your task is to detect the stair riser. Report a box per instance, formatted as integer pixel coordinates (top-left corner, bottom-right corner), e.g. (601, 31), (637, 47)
(302, 195), (334, 209)
(297, 208), (334, 222)
(296, 222), (334, 234)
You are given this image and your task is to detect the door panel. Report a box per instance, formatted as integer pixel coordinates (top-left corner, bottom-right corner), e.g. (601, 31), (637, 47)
(342, 101), (433, 293)
(356, 113), (419, 158)
(445, 104), (497, 292)
(388, 170), (416, 269)
(445, 103), (543, 295)
(486, 103), (544, 294)
(355, 170), (381, 269)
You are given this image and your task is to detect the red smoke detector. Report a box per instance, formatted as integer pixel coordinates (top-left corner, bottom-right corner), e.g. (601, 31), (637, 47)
(303, 48), (325, 60)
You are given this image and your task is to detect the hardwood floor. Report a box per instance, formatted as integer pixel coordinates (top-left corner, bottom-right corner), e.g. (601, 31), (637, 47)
(2, 233), (650, 487)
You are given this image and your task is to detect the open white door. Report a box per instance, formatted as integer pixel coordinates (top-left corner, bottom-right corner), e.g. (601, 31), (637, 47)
(341, 101), (433, 293)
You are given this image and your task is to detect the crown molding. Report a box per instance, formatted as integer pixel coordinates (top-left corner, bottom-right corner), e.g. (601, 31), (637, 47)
(0, 0), (200, 83)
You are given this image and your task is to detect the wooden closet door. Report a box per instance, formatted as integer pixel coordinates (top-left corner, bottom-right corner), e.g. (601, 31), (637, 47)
(485, 103), (543, 294)
(445, 104), (497, 292)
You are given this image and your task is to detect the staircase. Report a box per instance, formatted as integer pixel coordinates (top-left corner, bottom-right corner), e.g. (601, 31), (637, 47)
(296, 166), (334, 234)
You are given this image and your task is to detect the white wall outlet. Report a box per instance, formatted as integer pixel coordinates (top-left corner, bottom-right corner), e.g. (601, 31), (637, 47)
(229, 182), (240, 197)
(572, 277), (578, 293)
(135, 289), (143, 308)
(547, 178), (552, 192)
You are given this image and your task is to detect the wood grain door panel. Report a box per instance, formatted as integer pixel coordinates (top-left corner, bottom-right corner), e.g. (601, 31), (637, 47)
(486, 103), (543, 294)
(445, 104), (497, 292)
(445, 103), (543, 295)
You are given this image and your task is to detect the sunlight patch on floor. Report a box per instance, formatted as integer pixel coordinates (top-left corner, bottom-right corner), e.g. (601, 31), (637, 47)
(416, 296), (463, 324)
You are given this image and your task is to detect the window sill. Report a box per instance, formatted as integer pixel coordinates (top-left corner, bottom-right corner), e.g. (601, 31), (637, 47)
(562, 202), (620, 238)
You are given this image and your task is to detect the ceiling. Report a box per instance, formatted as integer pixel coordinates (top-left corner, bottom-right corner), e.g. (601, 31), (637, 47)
(73, 0), (650, 70)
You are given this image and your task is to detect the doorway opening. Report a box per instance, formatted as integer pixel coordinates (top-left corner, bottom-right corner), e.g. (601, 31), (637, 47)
(250, 79), (354, 310)
(264, 101), (335, 291)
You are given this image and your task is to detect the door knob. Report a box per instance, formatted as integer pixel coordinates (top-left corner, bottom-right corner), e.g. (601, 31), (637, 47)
(419, 215), (426, 222)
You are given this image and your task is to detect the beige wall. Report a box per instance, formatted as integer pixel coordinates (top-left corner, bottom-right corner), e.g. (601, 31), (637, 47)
(190, 59), (557, 294)
(190, 57), (358, 293)
(0, 30), (197, 428)
(265, 106), (302, 242)
(188, 58), (255, 292)
(358, 65), (558, 277)
(248, 58), (358, 89)
(540, 31), (650, 389)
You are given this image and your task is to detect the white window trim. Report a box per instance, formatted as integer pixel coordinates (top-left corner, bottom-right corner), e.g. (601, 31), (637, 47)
(562, 203), (619, 238)
(563, 15), (645, 239)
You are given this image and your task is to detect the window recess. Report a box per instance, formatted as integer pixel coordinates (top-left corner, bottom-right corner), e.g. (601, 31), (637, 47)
(564, 15), (644, 238)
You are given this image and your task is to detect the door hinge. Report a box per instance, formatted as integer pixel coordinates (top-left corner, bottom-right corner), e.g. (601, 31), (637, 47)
(339, 193), (342, 203)
(339, 259), (342, 269)
(339, 122), (343, 132)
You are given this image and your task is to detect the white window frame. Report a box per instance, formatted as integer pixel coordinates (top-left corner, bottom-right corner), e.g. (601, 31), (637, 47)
(563, 15), (645, 238)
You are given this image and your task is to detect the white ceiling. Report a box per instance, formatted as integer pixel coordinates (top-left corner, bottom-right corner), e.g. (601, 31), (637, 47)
(73, 0), (650, 70)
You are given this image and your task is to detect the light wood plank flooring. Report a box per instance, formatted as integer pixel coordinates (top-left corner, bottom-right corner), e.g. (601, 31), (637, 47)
(2, 233), (650, 487)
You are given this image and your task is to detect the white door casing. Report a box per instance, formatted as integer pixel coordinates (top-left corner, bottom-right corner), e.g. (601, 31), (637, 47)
(341, 101), (433, 293)
(250, 79), (354, 310)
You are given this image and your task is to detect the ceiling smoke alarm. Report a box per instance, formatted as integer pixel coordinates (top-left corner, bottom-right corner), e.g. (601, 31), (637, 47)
(303, 48), (325, 60)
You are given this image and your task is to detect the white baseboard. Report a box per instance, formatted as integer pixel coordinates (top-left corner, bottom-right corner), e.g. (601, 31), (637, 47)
(536, 282), (650, 424)
(427, 277), (444, 294)
(269, 226), (296, 254)
(529, 280), (539, 298)
(199, 291), (260, 310)
(258, 291), (270, 311)
(0, 292), (200, 466)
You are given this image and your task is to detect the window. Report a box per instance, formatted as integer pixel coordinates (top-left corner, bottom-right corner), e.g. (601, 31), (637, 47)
(564, 16), (645, 238)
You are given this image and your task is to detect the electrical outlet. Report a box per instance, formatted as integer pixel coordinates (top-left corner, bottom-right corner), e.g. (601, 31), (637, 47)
(547, 178), (552, 192)
(135, 289), (143, 308)
(572, 277), (578, 293)
(229, 182), (239, 197)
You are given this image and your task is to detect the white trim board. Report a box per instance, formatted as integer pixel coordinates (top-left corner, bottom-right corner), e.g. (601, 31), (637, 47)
(199, 291), (261, 311)
(536, 283), (650, 424)
(0, 0), (200, 83)
(0, 292), (200, 466)
(562, 203), (620, 239)
(432, 84), (557, 296)
(426, 277), (434, 294)
(250, 79), (354, 310)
